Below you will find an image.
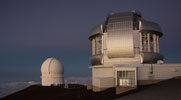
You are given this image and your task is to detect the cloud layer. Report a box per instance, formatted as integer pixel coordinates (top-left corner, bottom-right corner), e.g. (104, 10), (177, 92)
(0, 77), (91, 98)
(0, 81), (39, 98)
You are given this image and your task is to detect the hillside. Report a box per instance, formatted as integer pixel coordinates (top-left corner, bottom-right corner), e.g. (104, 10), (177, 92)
(1, 79), (181, 100)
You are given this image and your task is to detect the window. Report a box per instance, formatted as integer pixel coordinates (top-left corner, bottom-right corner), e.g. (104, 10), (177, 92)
(92, 35), (102, 55)
(117, 71), (135, 87)
(141, 32), (159, 53)
(142, 32), (148, 52)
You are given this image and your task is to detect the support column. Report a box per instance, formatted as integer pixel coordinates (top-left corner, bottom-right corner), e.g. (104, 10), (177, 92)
(147, 33), (150, 52)
(153, 34), (157, 53)
(101, 35), (103, 55)
(143, 32), (147, 52)
(156, 35), (160, 53)
(95, 37), (98, 54)
(97, 36), (102, 54)
(92, 39), (95, 55)
(139, 32), (142, 53)
(103, 33), (108, 60)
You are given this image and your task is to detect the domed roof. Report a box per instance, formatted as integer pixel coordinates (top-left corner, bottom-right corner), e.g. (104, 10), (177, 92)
(140, 19), (163, 36)
(41, 58), (64, 75)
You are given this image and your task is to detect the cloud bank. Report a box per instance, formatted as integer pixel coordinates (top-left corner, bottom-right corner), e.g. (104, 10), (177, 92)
(0, 77), (91, 98)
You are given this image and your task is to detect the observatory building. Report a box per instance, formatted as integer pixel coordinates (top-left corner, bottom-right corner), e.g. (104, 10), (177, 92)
(41, 57), (64, 86)
(89, 11), (181, 93)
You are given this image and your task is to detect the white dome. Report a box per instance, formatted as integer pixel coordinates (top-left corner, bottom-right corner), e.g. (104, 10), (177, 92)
(41, 57), (64, 86)
(41, 58), (64, 75)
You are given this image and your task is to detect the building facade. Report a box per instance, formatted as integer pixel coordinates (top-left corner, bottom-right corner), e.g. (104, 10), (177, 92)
(89, 11), (181, 93)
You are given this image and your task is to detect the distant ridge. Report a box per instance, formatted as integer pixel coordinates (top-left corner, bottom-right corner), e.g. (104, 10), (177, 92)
(1, 79), (181, 100)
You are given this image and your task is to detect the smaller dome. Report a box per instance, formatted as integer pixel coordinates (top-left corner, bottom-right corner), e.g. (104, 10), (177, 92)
(41, 57), (64, 86)
(41, 58), (64, 75)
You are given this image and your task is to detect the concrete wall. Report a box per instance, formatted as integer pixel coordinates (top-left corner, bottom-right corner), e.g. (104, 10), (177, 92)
(137, 64), (181, 81)
(92, 66), (115, 89)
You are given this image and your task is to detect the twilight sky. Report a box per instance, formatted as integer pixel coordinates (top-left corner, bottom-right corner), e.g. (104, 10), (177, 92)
(0, 0), (181, 81)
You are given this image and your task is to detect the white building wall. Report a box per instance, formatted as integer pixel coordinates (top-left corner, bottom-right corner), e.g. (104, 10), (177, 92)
(92, 64), (181, 90)
(42, 76), (50, 86)
(137, 64), (181, 81)
(42, 75), (64, 86)
(133, 30), (140, 55)
(92, 66), (115, 88)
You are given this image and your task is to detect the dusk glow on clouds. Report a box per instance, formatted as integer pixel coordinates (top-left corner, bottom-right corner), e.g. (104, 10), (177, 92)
(0, 0), (181, 83)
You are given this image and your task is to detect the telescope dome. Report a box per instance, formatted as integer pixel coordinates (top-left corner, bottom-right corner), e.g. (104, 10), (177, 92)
(41, 57), (64, 86)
